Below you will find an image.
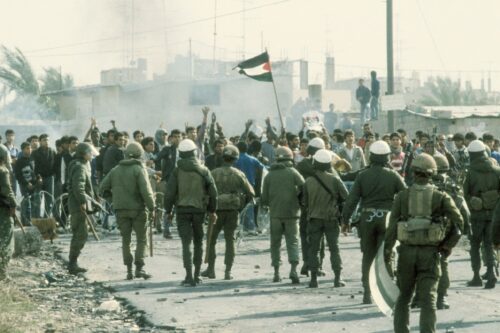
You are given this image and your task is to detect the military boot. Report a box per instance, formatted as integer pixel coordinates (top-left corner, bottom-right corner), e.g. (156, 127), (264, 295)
(300, 263), (309, 277)
(289, 262), (300, 284)
(135, 264), (152, 280)
(467, 272), (483, 287)
(224, 265), (233, 280)
(126, 264), (134, 280)
(436, 293), (450, 310)
(201, 264), (216, 279)
(182, 267), (195, 287)
(334, 273), (346, 288)
(309, 271), (318, 288)
(273, 266), (281, 283)
(194, 265), (202, 285)
(484, 266), (497, 289)
(363, 290), (372, 305)
(68, 257), (87, 275)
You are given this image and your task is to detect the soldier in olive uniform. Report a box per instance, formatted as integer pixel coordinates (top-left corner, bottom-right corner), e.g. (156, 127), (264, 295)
(67, 143), (96, 275)
(100, 142), (155, 280)
(342, 140), (407, 304)
(463, 139), (499, 289)
(296, 137), (327, 276)
(201, 145), (255, 280)
(261, 147), (305, 284)
(165, 139), (218, 286)
(385, 153), (463, 333)
(303, 149), (348, 288)
(0, 145), (16, 281)
(432, 154), (470, 309)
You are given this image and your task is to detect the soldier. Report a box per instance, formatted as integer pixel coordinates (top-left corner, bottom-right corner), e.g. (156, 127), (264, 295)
(303, 149), (348, 288)
(165, 139), (218, 286)
(0, 145), (16, 281)
(432, 155), (470, 309)
(67, 143), (96, 275)
(261, 147), (304, 284)
(342, 140), (406, 304)
(385, 153), (463, 333)
(463, 139), (499, 289)
(201, 145), (255, 280)
(296, 137), (326, 276)
(100, 142), (155, 280)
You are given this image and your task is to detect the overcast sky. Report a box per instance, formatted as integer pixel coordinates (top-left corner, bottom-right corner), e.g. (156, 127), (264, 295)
(1, 0), (499, 89)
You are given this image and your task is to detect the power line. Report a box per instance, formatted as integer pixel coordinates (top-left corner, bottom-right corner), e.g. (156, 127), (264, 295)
(415, 0), (446, 71)
(24, 0), (292, 55)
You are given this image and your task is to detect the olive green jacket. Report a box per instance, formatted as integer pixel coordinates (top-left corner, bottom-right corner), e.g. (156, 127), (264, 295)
(303, 170), (348, 221)
(261, 161), (305, 219)
(0, 165), (16, 211)
(211, 165), (255, 211)
(67, 158), (94, 214)
(100, 159), (155, 212)
(463, 156), (500, 218)
(385, 184), (464, 253)
(342, 165), (406, 222)
(165, 157), (218, 214)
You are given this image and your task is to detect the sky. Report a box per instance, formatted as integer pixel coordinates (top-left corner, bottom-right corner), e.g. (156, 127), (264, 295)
(1, 0), (499, 89)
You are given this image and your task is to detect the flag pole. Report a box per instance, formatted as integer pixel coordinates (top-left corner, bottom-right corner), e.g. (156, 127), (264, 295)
(267, 49), (285, 130)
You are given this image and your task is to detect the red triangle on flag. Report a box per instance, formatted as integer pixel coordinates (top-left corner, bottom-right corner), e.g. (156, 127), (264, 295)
(263, 62), (271, 72)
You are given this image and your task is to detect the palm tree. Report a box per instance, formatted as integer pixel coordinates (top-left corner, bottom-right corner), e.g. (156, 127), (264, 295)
(419, 77), (462, 106)
(0, 46), (39, 96)
(40, 67), (74, 93)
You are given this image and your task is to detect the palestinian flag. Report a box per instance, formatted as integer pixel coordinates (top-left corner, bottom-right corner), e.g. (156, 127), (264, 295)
(235, 51), (273, 82)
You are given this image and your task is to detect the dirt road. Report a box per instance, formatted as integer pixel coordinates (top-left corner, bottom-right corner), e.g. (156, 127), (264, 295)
(55, 228), (500, 333)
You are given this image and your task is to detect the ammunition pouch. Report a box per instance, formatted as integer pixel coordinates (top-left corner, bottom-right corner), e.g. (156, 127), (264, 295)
(470, 196), (483, 211)
(217, 193), (241, 211)
(397, 217), (446, 246)
(481, 190), (499, 210)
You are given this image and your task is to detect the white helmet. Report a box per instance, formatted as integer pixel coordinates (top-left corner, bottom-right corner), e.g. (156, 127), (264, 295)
(369, 140), (391, 155)
(468, 139), (485, 153)
(308, 137), (325, 149)
(178, 139), (197, 152)
(313, 149), (332, 164)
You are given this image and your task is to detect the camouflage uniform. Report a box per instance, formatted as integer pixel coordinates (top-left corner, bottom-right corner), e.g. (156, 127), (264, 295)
(0, 148), (16, 280)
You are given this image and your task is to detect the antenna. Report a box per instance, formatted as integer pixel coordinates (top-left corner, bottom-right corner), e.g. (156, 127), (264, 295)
(242, 0), (246, 60)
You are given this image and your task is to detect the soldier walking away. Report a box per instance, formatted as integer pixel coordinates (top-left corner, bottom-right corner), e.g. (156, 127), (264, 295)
(67, 143), (96, 275)
(165, 139), (218, 287)
(296, 137), (327, 277)
(303, 149), (348, 288)
(201, 145), (255, 280)
(463, 139), (499, 289)
(100, 142), (155, 280)
(261, 147), (305, 284)
(342, 140), (406, 304)
(431, 154), (470, 309)
(0, 145), (17, 281)
(384, 153), (463, 333)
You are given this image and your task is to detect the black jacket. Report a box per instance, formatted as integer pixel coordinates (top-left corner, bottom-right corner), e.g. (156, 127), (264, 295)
(103, 145), (124, 176)
(14, 155), (35, 190)
(158, 145), (178, 182)
(31, 147), (56, 178)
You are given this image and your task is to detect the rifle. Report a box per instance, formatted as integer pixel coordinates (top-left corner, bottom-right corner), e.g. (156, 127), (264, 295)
(13, 214), (26, 235)
(150, 210), (155, 257)
(204, 213), (217, 264)
(82, 210), (100, 241)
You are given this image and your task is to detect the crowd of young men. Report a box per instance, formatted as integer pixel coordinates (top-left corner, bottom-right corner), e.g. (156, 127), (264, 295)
(1, 107), (500, 333)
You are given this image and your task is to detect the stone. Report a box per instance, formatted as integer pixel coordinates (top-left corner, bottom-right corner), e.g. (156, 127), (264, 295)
(13, 226), (43, 257)
(96, 300), (121, 313)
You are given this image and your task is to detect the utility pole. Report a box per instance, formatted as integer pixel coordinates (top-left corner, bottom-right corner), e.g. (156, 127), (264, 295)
(212, 0), (218, 75)
(387, 0), (394, 95)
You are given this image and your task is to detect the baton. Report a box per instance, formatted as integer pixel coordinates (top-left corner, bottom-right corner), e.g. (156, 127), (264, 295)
(13, 214), (26, 235)
(83, 211), (100, 241)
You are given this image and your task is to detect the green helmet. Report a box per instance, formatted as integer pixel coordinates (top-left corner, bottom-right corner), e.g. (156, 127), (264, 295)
(222, 145), (239, 160)
(411, 153), (437, 176)
(75, 142), (94, 158)
(433, 154), (449, 173)
(125, 142), (144, 159)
